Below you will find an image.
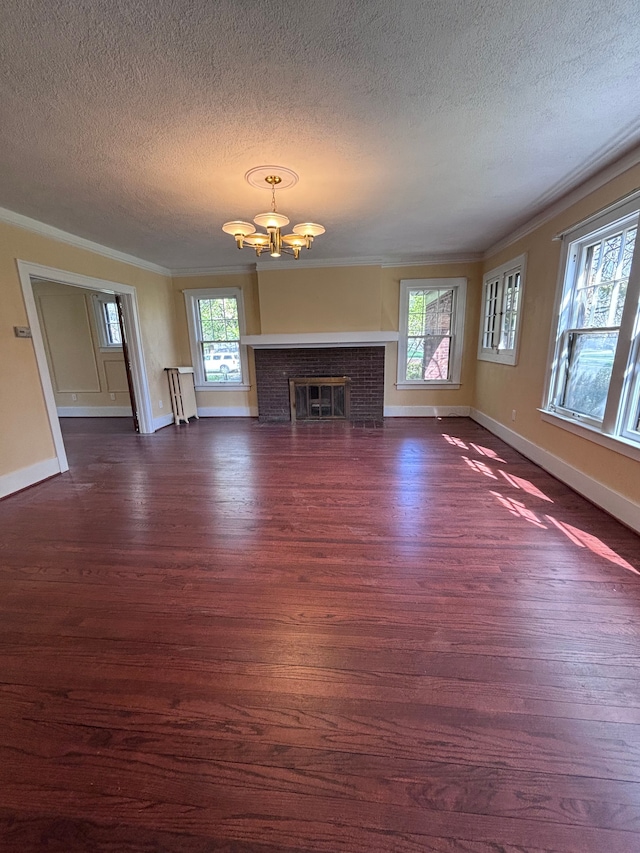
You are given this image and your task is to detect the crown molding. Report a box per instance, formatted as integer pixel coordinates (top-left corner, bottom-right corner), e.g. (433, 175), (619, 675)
(526, 117), (640, 213)
(484, 143), (640, 261)
(172, 252), (483, 277)
(171, 257), (382, 278)
(553, 187), (640, 241)
(0, 205), (171, 276)
(172, 256), (387, 275)
(381, 252), (483, 268)
(255, 255), (385, 271)
(171, 264), (257, 278)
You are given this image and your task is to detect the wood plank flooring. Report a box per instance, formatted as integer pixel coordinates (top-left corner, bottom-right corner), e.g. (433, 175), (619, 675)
(0, 416), (639, 852)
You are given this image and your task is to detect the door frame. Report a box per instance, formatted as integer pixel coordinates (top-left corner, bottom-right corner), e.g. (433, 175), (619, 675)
(17, 260), (155, 473)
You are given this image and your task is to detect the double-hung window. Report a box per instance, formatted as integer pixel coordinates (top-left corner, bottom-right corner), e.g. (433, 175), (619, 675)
(93, 294), (122, 348)
(545, 195), (640, 452)
(478, 255), (526, 365)
(184, 288), (249, 389)
(397, 278), (467, 388)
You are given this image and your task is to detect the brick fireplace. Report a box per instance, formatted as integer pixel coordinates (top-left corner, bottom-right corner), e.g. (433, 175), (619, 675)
(253, 346), (385, 422)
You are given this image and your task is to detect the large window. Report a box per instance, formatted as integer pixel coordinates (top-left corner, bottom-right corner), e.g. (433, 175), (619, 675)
(397, 278), (467, 388)
(545, 197), (640, 451)
(478, 254), (526, 365)
(184, 288), (249, 389)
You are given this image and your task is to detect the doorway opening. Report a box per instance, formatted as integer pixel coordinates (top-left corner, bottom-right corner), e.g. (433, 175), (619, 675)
(17, 261), (154, 474)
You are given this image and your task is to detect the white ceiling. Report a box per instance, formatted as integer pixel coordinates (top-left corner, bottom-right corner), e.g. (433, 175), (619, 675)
(1, 0), (640, 271)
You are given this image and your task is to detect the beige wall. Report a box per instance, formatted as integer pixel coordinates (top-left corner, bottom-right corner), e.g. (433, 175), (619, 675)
(0, 220), (178, 479)
(257, 265), (384, 333)
(33, 280), (130, 411)
(476, 163), (640, 506)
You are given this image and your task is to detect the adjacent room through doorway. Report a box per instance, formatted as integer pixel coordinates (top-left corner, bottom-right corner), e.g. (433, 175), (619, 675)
(16, 261), (156, 478)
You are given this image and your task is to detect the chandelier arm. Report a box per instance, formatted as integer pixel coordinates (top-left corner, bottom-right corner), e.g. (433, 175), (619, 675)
(241, 244), (301, 259)
(240, 236), (304, 258)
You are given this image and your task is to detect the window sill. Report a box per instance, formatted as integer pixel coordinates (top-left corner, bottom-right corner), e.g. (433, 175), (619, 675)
(396, 382), (461, 390)
(477, 352), (517, 366)
(195, 383), (250, 392)
(539, 409), (640, 463)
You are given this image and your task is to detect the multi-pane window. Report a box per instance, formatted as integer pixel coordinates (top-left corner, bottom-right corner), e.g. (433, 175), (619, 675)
(546, 200), (640, 449)
(184, 288), (247, 387)
(478, 255), (526, 365)
(198, 296), (241, 382)
(407, 288), (453, 380)
(102, 300), (122, 346)
(398, 278), (467, 387)
(93, 295), (122, 348)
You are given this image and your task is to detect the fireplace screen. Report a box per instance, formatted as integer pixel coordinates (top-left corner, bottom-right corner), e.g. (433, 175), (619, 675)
(289, 377), (351, 421)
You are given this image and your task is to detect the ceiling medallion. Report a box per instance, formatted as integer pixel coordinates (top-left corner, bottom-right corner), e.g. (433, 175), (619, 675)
(222, 167), (325, 260)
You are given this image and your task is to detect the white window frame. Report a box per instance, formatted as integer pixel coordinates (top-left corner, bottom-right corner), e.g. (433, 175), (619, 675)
(183, 287), (250, 391)
(477, 254), (526, 365)
(397, 278), (467, 389)
(542, 194), (640, 457)
(92, 293), (123, 350)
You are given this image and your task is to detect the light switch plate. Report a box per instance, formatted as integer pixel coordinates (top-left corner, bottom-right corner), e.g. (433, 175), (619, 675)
(14, 326), (32, 338)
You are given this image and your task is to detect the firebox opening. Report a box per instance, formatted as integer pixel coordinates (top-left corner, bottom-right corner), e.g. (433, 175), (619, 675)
(290, 377), (351, 421)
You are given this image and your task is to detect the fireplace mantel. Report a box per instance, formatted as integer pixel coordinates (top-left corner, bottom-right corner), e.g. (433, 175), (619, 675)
(241, 331), (399, 349)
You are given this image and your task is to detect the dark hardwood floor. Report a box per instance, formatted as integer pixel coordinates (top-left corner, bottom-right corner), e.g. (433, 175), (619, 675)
(1, 416), (640, 852)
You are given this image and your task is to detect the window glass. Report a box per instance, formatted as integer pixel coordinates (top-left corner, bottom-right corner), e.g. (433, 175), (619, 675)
(500, 271), (521, 351)
(103, 301), (122, 346)
(561, 331), (617, 420)
(482, 278), (500, 350)
(93, 296), (122, 348)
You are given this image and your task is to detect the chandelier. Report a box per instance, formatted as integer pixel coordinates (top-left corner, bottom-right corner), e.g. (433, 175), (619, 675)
(222, 168), (325, 260)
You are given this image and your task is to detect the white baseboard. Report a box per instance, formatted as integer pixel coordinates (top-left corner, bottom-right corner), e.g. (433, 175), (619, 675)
(153, 413), (175, 431)
(0, 457), (61, 499)
(57, 406), (133, 417)
(470, 408), (640, 534)
(384, 405), (471, 417)
(197, 406), (258, 417)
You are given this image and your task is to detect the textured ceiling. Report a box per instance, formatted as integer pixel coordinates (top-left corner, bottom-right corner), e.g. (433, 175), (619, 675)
(1, 0), (640, 270)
